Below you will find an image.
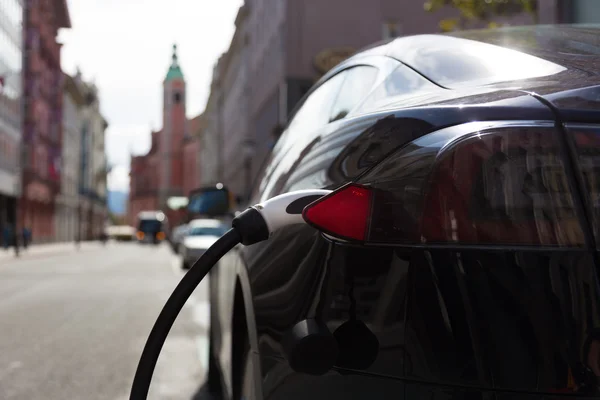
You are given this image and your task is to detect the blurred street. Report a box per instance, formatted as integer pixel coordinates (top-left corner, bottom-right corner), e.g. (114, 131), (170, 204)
(0, 242), (209, 400)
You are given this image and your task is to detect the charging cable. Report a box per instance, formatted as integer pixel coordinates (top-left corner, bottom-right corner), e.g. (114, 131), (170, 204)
(130, 189), (331, 400)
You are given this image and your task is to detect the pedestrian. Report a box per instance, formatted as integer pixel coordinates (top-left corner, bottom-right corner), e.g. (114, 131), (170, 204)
(12, 225), (19, 257)
(3, 223), (13, 251)
(22, 227), (31, 249)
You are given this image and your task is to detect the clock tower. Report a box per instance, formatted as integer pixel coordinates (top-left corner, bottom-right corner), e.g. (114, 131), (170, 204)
(159, 44), (187, 208)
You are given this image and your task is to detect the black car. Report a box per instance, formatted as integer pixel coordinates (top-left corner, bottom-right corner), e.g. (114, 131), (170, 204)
(208, 25), (600, 400)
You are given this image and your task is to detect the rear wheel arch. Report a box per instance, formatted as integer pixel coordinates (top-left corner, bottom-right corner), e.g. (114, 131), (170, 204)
(229, 252), (262, 399)
(231, 279), (249, 399)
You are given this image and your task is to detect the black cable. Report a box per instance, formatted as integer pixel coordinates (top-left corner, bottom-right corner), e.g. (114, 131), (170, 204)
(130, 228), (241, 400)
(129, 197), (325, 399)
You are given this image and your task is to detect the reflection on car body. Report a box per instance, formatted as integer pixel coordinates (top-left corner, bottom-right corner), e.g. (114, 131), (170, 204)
(209, 25), (600, 400)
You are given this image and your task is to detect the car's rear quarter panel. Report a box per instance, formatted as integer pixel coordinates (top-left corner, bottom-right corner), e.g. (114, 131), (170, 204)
(210, 90), (582, 399)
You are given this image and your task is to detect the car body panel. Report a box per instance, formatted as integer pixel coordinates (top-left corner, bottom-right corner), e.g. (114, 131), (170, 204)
(210, 25), (600, 400)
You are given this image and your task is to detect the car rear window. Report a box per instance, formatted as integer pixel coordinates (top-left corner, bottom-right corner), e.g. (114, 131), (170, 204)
(138, 219), (162, 232)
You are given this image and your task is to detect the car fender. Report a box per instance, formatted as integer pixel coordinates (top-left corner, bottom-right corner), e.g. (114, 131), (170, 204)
(213, 244), (262, 400)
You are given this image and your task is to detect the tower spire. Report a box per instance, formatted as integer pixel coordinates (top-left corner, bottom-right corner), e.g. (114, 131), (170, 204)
(171, 44), (178, 67)
(165, 43), (184, 82)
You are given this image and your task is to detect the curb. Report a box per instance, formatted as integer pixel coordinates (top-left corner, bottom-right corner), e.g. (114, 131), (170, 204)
(0, 242), (105, 262)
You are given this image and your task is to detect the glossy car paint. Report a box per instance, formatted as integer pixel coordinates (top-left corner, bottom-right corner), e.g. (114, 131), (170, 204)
(209, 26), (600, 400)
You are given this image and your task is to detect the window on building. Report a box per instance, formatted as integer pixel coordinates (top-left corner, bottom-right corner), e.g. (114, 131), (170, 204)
(8, 142), (14, 165)
(36, 147), (45, 177)
(329, 66), (379, 122)
(85, 92), (95, 106)
(0, 138), (5, 166)
(382, 21), (402, 40)
(174, 92), (182, 104)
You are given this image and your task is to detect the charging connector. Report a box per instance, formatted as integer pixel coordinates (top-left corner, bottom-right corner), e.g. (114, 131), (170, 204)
(130, 189), (331, 400)
(232, 189), (331, 245)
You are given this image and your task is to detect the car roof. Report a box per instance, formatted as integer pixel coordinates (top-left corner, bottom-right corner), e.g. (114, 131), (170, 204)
(188, 219), (226, 228)
(447, 24), (600, 68)
(331, 24), (600, 92)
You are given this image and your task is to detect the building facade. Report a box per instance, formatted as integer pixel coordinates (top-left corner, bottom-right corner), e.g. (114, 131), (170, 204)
(220, 5), (252, 200)
(20, 0), (70, 242)
(55, 73), (84, 242)
(158, 45), (187, 209)
(199, 61), (224, 187)
(129, 45), (201, 228)
(200, 0), (561, 204)
(74, 73), (108, 241)
(89, 86), (108, 239)
(0, 0), (23, 241)
(183, 114), (203, 197)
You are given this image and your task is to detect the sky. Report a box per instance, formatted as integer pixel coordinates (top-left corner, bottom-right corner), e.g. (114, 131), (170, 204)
(58, 0), (243, 192)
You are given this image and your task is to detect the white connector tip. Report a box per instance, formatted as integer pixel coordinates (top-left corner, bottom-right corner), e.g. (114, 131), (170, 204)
(252, 189), (332, 235)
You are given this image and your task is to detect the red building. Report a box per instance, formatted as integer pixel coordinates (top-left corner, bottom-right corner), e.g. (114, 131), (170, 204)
(19, 0), (71, 242)
(129, 45), (201, 228)
(183, 114), (203, 197)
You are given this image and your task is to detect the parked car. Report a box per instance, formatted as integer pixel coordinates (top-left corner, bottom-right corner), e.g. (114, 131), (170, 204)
(170, 223), (190, 254)
(180, 219), (229, 269)
(208, 25), (600, 400)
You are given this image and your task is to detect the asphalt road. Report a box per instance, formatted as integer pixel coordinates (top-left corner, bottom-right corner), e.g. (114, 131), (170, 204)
(0, 242), (211, 400)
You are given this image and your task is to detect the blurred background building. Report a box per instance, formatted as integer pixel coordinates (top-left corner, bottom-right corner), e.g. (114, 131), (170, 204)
(0, 0), (111, 245)
(75, 73), (108, 241)
(55, 72), (84, 242)
(128, 45), (201, 228)
(19, 0), (71, 242)
(0, 0), (23, 238)
(199, 63), (223, 188)
(183, 113), (203, 197)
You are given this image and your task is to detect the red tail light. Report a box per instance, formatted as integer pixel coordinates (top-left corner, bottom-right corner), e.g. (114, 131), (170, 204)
(303, 184), (372, 241)
(304, 122), (586, 247)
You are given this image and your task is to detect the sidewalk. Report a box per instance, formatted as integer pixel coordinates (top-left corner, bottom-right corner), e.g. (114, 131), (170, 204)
(0, 241), (103, 262)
